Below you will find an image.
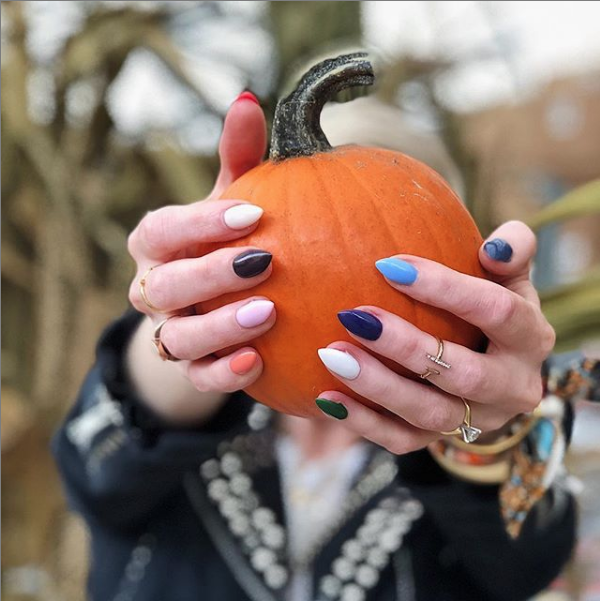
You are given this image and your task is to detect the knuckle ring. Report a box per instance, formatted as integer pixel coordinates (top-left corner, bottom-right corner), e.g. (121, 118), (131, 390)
(152, 316), (180, 362)
(419, 336), (451, 380)
(139, 265), (164, 313)
(440, 397), (482, 443)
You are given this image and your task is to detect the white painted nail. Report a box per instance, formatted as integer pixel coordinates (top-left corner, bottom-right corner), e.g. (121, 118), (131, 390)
(223, 204), (264, 229)
(317, 348), (361, 380)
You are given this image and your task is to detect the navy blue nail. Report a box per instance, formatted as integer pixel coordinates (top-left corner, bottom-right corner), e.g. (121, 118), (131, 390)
(484, 238), (513, 262)
(338, 310), (383, 341)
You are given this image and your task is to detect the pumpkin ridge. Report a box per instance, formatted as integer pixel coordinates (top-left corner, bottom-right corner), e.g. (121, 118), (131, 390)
(283, 158), (315, 331)
(298, 156), (389, 406)
(331, 151), (420, 329)
(405, 180), (447, 335)
(243, 161), (277, 205)
(301, 157), (353, 329)
(332, 150), (400, 237)
(308, 156), (353, 258)
(331, 152), (395, 244)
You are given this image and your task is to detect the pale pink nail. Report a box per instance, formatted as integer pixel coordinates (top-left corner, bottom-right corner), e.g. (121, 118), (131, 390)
(236, 300), (274, 328)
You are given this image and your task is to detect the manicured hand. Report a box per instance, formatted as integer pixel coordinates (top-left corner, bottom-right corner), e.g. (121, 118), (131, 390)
(315, 221), (555, 455)
(128, 92), (276, 395)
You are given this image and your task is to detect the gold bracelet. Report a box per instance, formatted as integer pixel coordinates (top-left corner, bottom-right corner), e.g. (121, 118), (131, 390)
(448, 413), (539, 455)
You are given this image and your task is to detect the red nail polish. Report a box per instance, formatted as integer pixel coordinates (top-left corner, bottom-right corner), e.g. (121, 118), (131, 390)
(236, 90), (260, 106)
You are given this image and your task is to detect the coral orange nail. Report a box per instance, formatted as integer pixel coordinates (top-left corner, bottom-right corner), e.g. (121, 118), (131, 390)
(230, 351), (258, 375)
(236, 90), (260, 105)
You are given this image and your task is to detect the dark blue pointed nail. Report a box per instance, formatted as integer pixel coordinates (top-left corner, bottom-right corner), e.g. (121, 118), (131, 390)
(338, 310), (383, 341)
(484, 238), (513, 262)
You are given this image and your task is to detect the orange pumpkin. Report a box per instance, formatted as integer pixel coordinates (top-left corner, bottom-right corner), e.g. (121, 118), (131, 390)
(200, 54), (486, 418)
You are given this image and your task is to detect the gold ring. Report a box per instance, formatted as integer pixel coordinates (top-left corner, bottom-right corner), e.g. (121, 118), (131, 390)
(139, 266), (164, 313)
(449, 413), (539, 454)
(152, 316), (180, 362)
(440, 397), (482, 443)
(419, 336), (451, 379)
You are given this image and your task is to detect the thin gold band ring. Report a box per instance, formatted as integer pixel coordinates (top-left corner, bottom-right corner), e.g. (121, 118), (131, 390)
(139, 265), (164, 313)
(419, 336), (451, 380)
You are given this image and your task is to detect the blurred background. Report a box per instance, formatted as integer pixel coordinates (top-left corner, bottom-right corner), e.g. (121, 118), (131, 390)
(2, 1), (599, 599)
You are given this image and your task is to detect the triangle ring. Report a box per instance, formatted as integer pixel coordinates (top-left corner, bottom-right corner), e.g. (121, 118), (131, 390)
(440, 397), (482, 443)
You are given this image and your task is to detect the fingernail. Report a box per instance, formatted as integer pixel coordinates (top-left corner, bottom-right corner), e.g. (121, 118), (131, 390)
(484, 238), (513, 262)
(236, 90), (260, 105)
(233, 250), (272, 278)
(230, 351), (258, 375)
(316, 398), (348, 420)
(375, 258), (418, 285)
(317, 348), (361, 380)
(236, 300), (274, 328)
(224, 204), (263, 230)
(338, 310), (382, 341)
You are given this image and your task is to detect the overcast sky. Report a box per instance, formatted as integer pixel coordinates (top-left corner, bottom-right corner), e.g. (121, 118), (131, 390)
(363, 1), (600, 110)
(15, 1), (600, 149)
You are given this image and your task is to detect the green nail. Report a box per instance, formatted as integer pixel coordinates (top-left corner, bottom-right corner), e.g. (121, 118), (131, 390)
(315, 398), (348, 420)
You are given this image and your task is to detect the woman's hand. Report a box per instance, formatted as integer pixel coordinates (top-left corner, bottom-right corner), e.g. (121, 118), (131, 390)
(315, 221), (556, 455)
(125, 92), (274, 424)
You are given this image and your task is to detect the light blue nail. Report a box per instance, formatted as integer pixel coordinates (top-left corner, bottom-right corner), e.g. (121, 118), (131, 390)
(375, 258), (418, 285)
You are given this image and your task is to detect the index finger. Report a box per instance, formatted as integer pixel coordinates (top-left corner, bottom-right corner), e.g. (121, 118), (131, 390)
(128, 199), (263, 261)
(375, 255), (539, 351)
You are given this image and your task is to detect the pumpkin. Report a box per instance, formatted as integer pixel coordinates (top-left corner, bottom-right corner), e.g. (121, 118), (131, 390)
(200, 53), (486, 418)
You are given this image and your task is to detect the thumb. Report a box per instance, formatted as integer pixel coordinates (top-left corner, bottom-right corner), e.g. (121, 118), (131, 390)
(479, 220), (540, 304)
(210, 91), (267, 199)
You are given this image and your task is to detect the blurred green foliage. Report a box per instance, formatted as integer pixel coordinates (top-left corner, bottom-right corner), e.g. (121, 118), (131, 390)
(530, 180), (600, 351)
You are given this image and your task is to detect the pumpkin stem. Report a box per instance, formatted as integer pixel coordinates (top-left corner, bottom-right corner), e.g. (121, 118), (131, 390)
(270, 53), (375, 161)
